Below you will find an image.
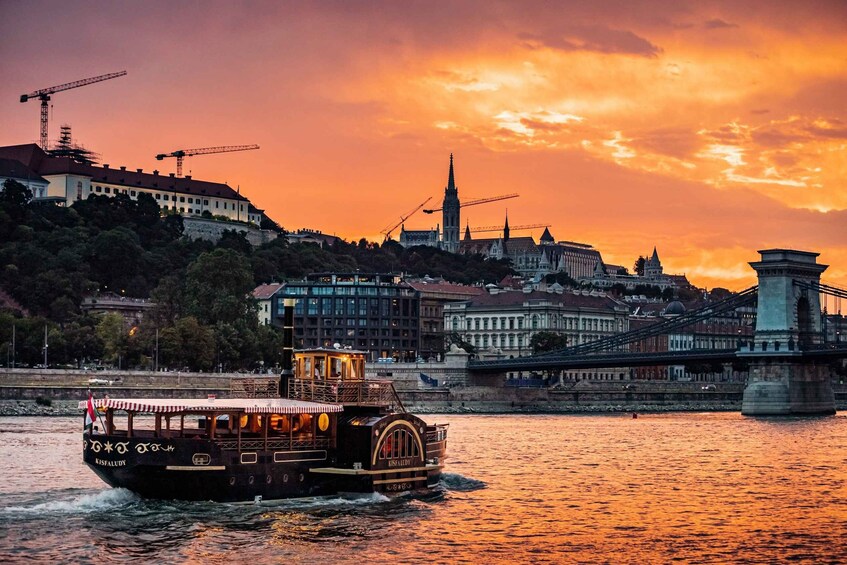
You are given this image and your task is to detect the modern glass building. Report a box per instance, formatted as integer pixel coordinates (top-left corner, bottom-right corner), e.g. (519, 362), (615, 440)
(275, 273), (420, 361)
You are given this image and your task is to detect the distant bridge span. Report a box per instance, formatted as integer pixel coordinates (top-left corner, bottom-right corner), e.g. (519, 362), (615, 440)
(468, 346), (847, 374)
(468, 249), (846, 416)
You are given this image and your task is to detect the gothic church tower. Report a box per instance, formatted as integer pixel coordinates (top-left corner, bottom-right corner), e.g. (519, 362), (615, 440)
(441, 154), (460, 253)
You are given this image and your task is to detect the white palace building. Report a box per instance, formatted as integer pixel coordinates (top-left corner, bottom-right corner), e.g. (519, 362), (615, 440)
(0, 144), (257, 224)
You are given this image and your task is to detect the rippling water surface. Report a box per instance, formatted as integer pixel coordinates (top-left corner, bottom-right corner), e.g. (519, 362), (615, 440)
(2, 413), (846, 563)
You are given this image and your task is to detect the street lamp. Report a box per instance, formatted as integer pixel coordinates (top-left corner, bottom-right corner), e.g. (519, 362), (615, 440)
(42, 325), (48, 368)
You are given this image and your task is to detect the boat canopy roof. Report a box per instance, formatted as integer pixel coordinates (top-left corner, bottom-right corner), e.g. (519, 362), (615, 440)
(79, 397), (343, 415)
(296, 347), (368, 356)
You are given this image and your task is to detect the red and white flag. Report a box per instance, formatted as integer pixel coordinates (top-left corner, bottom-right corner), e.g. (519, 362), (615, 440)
(85, 392), (96, 433)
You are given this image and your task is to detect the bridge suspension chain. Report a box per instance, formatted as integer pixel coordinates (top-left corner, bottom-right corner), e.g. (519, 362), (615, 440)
(529, 285), (760, 360)
(794, 280), (847, 301)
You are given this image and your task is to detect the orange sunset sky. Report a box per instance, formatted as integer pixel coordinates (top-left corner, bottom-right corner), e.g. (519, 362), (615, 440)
(1, 1), (845, 291)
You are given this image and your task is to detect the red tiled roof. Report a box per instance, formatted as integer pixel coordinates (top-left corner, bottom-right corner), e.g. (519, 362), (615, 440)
(406, 281), (484, 297)
(0, 144), (247, 201)
(0, 144), (49, 170)
(252, 283), (285, 300)
(0, 158), (47, 184)
(503, 237), (538, 254)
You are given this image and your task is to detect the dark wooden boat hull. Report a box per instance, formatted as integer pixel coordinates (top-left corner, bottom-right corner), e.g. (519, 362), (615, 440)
(82, 414), (445, 503)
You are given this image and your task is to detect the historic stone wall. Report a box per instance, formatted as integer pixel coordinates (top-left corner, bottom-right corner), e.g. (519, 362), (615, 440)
(182, 217), (278, 246)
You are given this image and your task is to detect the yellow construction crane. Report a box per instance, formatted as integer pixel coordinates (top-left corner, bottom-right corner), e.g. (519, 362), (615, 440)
(470, 223), (550, 233)
(155, 144), (260, 177)
(20, 71), (127, 149)
(381, 196), (433, 241)
(423, 193), (518, 214)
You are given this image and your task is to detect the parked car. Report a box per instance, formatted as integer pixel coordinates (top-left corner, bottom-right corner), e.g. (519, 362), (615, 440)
(701, 384), (717, 391)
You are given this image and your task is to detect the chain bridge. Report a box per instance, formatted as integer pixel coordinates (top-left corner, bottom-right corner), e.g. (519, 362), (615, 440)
(468, 249), (847, 415)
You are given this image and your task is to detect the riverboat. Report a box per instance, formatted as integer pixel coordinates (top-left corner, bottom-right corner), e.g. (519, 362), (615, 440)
(81, 302), (447, 503)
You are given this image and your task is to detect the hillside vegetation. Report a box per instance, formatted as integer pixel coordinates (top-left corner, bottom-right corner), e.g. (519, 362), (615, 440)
(0, 179), (515, 370)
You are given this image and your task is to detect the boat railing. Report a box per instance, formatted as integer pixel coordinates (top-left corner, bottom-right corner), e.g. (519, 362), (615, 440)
(288, 379), (406, 412)
(426, 424), (449, 443)
(230, 377), (278, 398)
(215, 436), (334, 452)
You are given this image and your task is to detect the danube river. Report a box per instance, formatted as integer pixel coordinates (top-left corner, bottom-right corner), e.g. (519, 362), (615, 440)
(1, 413), (846, 563)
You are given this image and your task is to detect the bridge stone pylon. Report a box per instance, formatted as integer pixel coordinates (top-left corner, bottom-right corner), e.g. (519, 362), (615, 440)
(741, 249), (835, 415)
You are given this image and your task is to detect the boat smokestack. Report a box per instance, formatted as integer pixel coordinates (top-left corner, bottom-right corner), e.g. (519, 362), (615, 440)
(279, 298), (295, 397)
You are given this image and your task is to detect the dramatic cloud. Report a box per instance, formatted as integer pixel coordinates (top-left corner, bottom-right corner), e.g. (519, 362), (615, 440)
(704, 19), (738, 29)
(518, 26), (662, 57)
(1, 0), (845, 289)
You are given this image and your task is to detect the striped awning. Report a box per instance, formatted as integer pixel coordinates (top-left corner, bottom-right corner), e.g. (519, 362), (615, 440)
(77, 397), (343, 414)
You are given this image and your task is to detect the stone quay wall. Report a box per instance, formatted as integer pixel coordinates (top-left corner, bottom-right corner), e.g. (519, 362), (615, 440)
(182, 217), (278, 246)
(2, 368), (845, 416)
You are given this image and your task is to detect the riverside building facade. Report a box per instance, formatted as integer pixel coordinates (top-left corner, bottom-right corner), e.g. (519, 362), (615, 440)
(0, 144), (253, 223)
(274, 273), (420, 362)
(444, 287), (631, 380)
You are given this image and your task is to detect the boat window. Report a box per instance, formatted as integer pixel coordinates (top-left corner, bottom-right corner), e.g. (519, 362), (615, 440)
(240, 414), (263, 434)
(270, 414), (290, 433)
(183, 414), (210, 438)
(378, 428), (419, 460)
(293, 414), (312, 434)
(108, 410), (129, 435)
(129, 414), (157, 433)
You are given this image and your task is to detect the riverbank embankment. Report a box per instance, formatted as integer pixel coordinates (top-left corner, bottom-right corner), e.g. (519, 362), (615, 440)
(2, 369), (844, 416)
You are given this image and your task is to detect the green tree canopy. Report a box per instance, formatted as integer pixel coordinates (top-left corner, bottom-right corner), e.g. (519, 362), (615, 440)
(530, 331), (570, 354)
(185, 248), (258, 327)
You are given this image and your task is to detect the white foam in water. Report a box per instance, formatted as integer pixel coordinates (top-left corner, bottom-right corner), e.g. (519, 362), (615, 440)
(4, 488), (138, 514)
(255, 491), (391, 509)
(439, 472), (486, 491)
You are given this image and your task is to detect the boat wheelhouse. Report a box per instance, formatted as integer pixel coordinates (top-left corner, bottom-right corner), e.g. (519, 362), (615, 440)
(81, 305), (447, 502)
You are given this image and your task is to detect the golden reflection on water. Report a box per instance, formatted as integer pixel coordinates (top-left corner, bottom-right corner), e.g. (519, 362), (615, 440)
(422, 413), (847, 564)
(1, 414), (846, 563)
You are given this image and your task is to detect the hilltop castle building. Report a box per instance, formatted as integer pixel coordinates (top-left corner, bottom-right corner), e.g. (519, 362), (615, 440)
(0, 143), (257, 224)
(393, 154), (691, 289)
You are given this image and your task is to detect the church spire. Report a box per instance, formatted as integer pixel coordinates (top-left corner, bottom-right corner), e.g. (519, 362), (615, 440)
(441, 153), (460, 253)
(464, 221), (472, 241)
(447, 153), (456, 192)
(503, 211), (510, 242)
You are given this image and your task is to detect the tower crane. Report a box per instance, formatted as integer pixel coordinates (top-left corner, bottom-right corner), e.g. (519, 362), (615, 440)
(20, 71), (127, 150)
(380, 196), (433, 241)
(470, 223), (550, 233)
(155, 144), (260, 177)
(423, 193), (518, 214)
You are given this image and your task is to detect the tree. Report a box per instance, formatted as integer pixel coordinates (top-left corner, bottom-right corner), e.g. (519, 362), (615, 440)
(530, 331), (570, 354)
(89, 227), (145, 293)
(0, 179), (33, 237)
(218, 229), (252, 255)
(96, 313), (128, 366)
(709, 287), (733, 301)
(158, 316), (215, 371)
(185, 248), (257, 326)
(634, 256), (646, 276)
(149, 275), (185, 327)
(543, 272), (578, 288)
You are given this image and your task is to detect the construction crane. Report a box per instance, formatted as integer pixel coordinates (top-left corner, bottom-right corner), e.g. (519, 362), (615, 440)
(470, 223), (550, 233)
(381, 196), (433, 241)
(155, 144), (260, 177)
(20, 71), (127, 150)
(423, 193), (518, 214)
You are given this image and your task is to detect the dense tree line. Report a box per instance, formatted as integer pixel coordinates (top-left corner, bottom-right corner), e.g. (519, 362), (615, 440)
(0, 179), (517, 371)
